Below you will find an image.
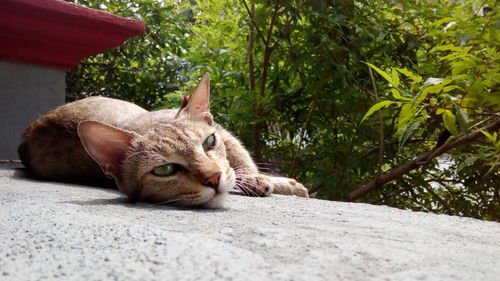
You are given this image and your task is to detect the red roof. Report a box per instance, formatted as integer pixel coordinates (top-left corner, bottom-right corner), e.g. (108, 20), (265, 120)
(0, 0), (146, 70)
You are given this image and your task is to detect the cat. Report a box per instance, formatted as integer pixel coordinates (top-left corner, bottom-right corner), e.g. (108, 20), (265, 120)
(18, 73), (308, 208)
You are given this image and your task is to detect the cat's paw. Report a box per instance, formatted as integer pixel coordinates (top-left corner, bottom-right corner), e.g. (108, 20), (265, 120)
(270, 177), (309, 198)
(237, 174), (274, 197)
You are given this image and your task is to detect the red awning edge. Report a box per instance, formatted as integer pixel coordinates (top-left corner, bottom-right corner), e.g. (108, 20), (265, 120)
(0, 0), (146, 70)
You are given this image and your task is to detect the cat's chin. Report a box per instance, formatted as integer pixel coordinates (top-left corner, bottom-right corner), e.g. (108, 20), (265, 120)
(202, 192), (227, 209)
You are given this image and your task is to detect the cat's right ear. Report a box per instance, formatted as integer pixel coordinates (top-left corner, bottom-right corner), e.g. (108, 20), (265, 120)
(77, 121), (133, 179)
(176, 73), (213, 124)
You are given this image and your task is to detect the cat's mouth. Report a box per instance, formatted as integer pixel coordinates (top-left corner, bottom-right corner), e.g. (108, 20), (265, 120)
(150, 171), (235, 209)
(198, 174), (234, 208)
(198, 169), (235, 208)
(167, 185), (228, 209)
(202, 190), (227, 209)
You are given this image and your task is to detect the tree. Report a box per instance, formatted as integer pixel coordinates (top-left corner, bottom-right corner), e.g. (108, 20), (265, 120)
(66, 0), (499, 221)
(354, 1), (499, 220)
(183, 0), (499, 220)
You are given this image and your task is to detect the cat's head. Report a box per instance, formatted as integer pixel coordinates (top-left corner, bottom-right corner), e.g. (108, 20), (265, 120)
(77, 73), (235, 208)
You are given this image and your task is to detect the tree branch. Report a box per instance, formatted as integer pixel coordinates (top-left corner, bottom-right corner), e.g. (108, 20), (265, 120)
(346, 119), (500, 202)
(240, 0), (267, 44)
(367, 66), (385, 179)
(253, 0), (280, 162)
(247, 0), (255, 92)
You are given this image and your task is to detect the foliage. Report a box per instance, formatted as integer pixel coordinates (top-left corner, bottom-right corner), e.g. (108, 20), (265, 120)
(66, 0), (191, 109)
(184, 0), (420, 200)
(361, 0), (499, 220)
(66, 0), (499, 221)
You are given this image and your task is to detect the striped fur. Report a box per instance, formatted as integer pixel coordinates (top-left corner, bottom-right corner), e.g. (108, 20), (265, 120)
(18, 75), (308, 208)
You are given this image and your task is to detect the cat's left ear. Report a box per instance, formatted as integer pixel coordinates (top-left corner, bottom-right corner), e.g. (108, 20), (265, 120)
(177, 73), (213, 124)
(77, 121), (134, 179)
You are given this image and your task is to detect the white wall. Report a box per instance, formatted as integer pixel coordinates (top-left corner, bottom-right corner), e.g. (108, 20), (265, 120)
(0, 61), (65, 160)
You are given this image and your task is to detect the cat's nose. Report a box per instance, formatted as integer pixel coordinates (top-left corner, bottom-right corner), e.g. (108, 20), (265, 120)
(204, 172), (221, 190)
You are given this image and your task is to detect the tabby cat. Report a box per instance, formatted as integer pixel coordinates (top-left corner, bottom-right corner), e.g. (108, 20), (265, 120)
(18, 73), (308, 208)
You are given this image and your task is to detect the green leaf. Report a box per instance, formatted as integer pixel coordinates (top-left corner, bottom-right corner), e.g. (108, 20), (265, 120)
(391, 88), (412, 101)
(395, 68), (422, 83)
(464, 156), (479, 166)
(361, 100), (395, 122)
(480, 130), (496, 142)
(431, 17), (458, 26)
(397, 104), (416, 135)
(452, 60), (474, 75)
(443, 85), (462, 93)
(442, 110), (458, 136)
(457, 156), (479, 172)
(399, 121), (421, 150)
(436, 108), (446, 115)
(365, 63), (393, 84)
(438, 53), (473, 62)
(456, 108), (470, 133)
(416, 84), (442, 104)
(431, 44), (470, 53)
(391, 69), (400, 88)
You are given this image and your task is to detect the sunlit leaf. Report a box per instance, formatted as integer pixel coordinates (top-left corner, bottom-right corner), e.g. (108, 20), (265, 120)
(442, 110), (458, 136)
(391, 88), (412, 101)
(399, 120), (421, 150)
(480, 130), (496, 142)
(361, 100), (396, 122)
(456, 108), (470, 133)
(416, 84), (443, 104)
(395, 68), (422, 83)
(443, 85), (461, 93)
(391, 69), (400, 88)
(365, 62), (393, 84)
(397, 104), (416, 135)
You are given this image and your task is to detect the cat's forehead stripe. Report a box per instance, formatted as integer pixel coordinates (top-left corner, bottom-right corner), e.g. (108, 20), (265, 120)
(154, 121), (210, 140)
(144, 122), (211, 156)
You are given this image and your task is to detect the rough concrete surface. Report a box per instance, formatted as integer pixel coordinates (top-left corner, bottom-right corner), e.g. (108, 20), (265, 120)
(1, 163), (499, 281)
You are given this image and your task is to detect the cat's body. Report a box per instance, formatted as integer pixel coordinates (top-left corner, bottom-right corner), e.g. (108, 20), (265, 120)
(19, 74), (308, 208)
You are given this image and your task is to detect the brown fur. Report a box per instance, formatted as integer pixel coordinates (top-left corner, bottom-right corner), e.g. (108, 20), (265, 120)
(18, 74), (308, 208)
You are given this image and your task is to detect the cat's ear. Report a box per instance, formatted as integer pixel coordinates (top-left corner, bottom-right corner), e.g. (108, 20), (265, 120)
(77, 121), (133, 179)
(177, 73), (213, 124)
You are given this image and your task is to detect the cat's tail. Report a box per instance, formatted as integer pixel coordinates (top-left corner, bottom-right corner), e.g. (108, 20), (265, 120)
(17, 139), (32, 171)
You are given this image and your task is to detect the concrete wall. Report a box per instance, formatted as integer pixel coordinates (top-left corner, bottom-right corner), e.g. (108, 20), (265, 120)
(0, 61), (65, 160)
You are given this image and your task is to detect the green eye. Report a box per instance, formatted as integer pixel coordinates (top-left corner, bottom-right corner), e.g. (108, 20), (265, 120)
(202, 134), (216, 151)
(152, 164), (175, 177)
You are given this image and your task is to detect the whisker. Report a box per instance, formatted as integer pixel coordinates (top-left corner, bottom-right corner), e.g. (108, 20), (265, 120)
(234, 179), (267, 197)
(253, 162), (278, 167)
(233, 168), (275, 178)
(235, 182), (259, 197)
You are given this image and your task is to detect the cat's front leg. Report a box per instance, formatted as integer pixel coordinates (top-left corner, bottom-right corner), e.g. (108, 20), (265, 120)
(237, 174), (275, 197)
(217, 127), (308, 198)
(237, 174), (309, 198)
(267, 176), (309, 197)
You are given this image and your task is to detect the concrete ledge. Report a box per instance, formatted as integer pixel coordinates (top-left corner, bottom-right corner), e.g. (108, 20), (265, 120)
(1, 164), (499, 281)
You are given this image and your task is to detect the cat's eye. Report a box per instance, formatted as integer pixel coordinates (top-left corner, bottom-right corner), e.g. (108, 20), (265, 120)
(152, 164), (175, 177)
(202, 134), (216, 151)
